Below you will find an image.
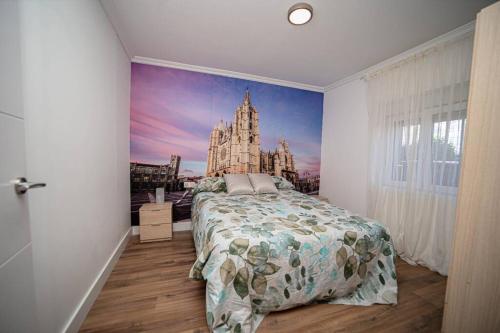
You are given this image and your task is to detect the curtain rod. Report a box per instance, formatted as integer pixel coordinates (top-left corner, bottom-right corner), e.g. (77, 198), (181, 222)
(364, 31), (474, 81)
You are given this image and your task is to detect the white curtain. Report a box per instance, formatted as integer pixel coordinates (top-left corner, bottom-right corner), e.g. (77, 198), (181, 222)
(366, 33), (473, 275)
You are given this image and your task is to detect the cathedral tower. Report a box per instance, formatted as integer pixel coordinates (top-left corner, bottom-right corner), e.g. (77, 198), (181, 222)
(206, 124), (219, 176)
(230, 89), (260, 173)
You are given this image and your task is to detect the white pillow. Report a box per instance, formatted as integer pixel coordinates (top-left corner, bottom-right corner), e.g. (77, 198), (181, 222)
(223, 174), (254, 195)
(248, 173), (279, 194)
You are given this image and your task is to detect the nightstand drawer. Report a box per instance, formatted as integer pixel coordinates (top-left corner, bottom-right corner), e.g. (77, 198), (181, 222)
(140, 223), (172, 242)
(140, 208), (171, 225)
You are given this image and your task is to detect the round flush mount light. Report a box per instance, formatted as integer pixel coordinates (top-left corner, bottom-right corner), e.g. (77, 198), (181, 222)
(288, 3), (313, 25)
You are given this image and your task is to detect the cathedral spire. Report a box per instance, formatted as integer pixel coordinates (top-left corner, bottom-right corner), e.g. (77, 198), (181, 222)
(243, 88), (251, 105)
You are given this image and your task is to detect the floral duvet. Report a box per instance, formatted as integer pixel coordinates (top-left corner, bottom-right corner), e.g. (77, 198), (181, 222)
(189, 190), (398, 333)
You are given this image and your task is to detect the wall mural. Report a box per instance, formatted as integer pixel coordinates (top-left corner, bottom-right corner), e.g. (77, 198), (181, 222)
(130, 63), (323, 224)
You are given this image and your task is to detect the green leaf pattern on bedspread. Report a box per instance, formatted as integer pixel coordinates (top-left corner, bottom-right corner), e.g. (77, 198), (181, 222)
(189, 190), (398, 333)
(192, 177), (227, 196)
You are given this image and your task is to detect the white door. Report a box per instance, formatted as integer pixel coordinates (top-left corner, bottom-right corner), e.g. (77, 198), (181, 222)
(0, 1), (44, 331)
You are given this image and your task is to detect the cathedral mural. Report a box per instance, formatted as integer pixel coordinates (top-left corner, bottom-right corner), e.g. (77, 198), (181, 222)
(130, 63), (323, 224)
(206, 89), (299, 184)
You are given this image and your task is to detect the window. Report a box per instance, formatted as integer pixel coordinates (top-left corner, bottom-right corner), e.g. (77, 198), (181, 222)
(431, 110), (466, 187)
(392, 120), (420, 182)
(389, 109), (466, 188)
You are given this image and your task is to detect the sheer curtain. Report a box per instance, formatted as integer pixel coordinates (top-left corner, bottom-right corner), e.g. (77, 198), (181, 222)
(366, 33), (473, 275)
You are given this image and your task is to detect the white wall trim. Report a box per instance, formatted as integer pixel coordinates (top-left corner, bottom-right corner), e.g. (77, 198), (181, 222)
(132, 56), (325, 93)
(63, 228), (131, 333)
(324, 21), (475, 91)
(132, 21), (475, 94)
(131, 225), (139, 236)
(173, 219), (192, 232)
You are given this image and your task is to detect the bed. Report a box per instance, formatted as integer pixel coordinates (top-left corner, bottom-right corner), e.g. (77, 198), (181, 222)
(189, 187), (397, 333)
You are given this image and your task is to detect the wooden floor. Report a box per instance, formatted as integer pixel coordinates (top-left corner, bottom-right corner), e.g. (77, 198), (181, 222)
(80, 231), (447, 333)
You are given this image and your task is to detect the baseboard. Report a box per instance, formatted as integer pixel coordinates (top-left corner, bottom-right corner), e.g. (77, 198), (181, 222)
(63, 227), (131, 333)
(131, 220), (192, 235)
(131, 225), (139, 235)
(173, 219), (192, 231)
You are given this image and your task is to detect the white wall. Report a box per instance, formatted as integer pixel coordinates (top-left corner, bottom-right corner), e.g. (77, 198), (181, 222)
(19, 1), (131, 332)
(319, 79), (369, 216)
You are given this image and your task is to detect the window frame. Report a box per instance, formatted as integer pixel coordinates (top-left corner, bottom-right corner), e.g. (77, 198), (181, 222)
(385, 100), (467, 194)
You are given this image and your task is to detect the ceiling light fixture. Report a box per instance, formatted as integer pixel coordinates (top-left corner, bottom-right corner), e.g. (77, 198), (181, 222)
(288, 3), (313, 25)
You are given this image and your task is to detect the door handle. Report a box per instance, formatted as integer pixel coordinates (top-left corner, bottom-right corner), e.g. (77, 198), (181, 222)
(13, 177), (46, 195)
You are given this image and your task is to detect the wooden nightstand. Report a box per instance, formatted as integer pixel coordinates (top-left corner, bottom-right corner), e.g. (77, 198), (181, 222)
(139, 202), (172, 242)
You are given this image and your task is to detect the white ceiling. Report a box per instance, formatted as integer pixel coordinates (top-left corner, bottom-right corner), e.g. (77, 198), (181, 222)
(101, 0), (493, 88)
